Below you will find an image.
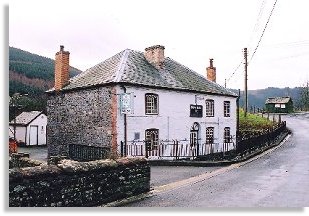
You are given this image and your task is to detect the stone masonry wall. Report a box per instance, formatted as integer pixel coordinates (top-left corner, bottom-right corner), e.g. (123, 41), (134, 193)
(9, 153), (45, 169)
(47, 86), (114, 158)
(9, 157), (150, 207)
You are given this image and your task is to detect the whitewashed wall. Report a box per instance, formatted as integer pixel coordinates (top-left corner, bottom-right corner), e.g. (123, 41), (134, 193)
(9, 114), (47, 145)
(27, 114), (47, 145)
(116, 85), (237, 155)
(9, 126), (26, 143)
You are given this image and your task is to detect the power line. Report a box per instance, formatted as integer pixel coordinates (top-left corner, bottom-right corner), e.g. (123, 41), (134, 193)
(226, 60), (243, 83)
(247, 0), (267, 48)
(249, 0), (278, 63)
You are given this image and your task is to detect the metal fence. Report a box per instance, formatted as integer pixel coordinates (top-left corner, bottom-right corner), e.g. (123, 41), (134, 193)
(123, 138), (236, 160)
(236, 121), (287, 155)
(122, 122), (286, 160)
(68, 144), (110, 162)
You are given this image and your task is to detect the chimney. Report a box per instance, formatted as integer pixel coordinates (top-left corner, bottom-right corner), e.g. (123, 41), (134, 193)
(206, 58), (216, 82)
(144, 45), (165, 70)
(54, 45), (70, 91)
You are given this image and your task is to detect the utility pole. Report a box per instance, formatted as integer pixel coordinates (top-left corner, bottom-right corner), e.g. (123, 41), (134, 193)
(244, 48), (248, 117)
(224, 79), (227, 88)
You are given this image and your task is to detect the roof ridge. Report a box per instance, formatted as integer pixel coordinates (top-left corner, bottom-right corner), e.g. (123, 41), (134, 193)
(166, 57), (237, 96)
(113, 49), (131, 82)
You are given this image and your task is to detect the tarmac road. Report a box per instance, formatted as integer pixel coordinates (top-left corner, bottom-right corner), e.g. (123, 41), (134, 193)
(121, 112), (309, 207)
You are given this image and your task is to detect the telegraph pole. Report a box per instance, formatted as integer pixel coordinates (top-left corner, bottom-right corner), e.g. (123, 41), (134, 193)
(244, 48), (248, 117)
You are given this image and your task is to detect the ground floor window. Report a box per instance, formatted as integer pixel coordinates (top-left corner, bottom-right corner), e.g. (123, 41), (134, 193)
(224, 127), (231, 143)
(206, 127), (214, 144)
(145, 129), (159, 150)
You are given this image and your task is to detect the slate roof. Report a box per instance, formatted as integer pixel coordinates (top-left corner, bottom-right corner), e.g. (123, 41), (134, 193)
(49, 49), (237, 97)
(265, 97), (291, 104)
(10, 111), (42, 125)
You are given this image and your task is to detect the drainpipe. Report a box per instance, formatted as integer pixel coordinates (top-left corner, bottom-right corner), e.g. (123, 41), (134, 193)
(236, 89), (240, 148)
(121, 85), (127, 156)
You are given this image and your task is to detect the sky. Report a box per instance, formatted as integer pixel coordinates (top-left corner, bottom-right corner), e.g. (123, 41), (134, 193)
(7, 0), (309, 90)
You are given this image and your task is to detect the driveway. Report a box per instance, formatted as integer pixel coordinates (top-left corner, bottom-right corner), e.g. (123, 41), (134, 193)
(18, 145), (48, 162)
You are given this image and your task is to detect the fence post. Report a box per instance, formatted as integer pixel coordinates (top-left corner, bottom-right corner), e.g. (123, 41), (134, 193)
(175, 140), (179, 160)
(120, 141), (124, 157)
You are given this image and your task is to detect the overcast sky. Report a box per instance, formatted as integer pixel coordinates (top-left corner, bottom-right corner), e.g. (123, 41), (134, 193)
(8, 0), (309, 90)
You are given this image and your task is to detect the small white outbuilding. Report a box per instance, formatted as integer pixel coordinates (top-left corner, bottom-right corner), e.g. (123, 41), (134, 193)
(9, 111), (47, 146)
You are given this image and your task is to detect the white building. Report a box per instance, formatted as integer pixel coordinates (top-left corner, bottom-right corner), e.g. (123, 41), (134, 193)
(47, 45), (238, 160)
(9, 111), (47, 146)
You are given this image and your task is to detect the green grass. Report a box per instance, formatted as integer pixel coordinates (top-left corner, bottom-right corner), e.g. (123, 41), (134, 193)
(239, 109), (275, 132)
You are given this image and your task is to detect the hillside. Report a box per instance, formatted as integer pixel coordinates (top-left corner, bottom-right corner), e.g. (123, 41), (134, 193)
(9, 46), (305, 121)
(231, 87), (303, 111)
(9, 46), (82, 120)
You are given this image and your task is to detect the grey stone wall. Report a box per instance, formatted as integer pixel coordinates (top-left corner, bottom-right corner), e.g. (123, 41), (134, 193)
(47, 87), (114, 158)
(9, 157), (150, 207)
(9, 153), (45, 169)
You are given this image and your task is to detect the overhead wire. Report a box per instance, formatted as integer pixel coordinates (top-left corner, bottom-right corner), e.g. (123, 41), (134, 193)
(249, 0), (278, 64)
(247, 0), (267, 48)
(225, 0), (279, 88)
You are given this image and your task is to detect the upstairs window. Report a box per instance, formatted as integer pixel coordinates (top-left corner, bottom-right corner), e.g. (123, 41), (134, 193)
(205, 99), (214, 117)
(224, 127), (231, 143)
(145, 93), (159, 115)
(224, 101), (231, 117)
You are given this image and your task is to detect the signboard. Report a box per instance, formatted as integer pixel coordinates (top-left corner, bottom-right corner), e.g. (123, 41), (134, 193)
(190, 104), (203, 117)
(120, 93), (133, 114)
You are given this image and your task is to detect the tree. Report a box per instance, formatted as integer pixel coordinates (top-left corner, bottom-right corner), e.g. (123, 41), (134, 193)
(299, 81), (309, 111)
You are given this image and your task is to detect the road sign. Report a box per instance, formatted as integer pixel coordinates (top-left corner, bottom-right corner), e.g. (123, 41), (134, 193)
(120, 93), (133, 114)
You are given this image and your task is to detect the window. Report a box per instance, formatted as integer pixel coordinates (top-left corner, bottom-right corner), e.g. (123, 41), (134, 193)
(134, 132), (140, 140)
(145, 93), (158, 115)
(224, 127), (231, 143)
(190, 105), (203, 117)
(205, 99), (214, 117)
(206, 127), (214, 144)
(224, 101), (231, 117)
(145, 129), (159, 150)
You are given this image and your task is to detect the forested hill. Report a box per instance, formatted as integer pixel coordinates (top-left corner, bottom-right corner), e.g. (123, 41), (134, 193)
(9, 46), (81, 95)
(230, 87), (303, 110)
(9, 46), (82, 120)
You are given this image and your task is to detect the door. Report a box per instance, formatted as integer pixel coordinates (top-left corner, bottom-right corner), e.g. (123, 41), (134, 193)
(190, 122), (200, 157)
(29, 125), (38, 145)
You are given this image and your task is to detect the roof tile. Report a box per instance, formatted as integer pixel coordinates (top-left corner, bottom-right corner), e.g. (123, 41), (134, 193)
(58, 49), (237, 97)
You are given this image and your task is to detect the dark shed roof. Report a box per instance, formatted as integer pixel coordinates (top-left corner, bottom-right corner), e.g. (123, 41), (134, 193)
(265, 97), (292, 104)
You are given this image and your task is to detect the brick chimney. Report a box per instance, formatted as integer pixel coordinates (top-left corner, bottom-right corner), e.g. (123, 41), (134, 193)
(206, 58), (216, 82)
(54, 45), (70, 91)
(144, 45), (165, 70)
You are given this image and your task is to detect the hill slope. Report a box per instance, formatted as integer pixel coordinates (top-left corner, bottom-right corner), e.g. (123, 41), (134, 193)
(9, 46), (82, 120)
(231, 87), (302, 111)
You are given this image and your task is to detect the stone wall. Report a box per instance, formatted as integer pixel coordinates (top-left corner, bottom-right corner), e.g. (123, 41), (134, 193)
(47, 86), (114, 158)
(9, 153), (45, 169)
(9, 157), (150, 207)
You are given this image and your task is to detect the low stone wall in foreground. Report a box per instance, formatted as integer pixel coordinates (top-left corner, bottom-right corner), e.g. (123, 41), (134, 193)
(9, 157), (150, 207)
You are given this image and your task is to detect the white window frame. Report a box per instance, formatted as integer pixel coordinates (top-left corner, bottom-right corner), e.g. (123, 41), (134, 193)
(224, 127), (231, 143)
(206, 127), (214, 144)
(145, 93), (159, 115)
(205, 99), (214, 117)
(145, 129), (159, 150)
(224, 101), (231, 117)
